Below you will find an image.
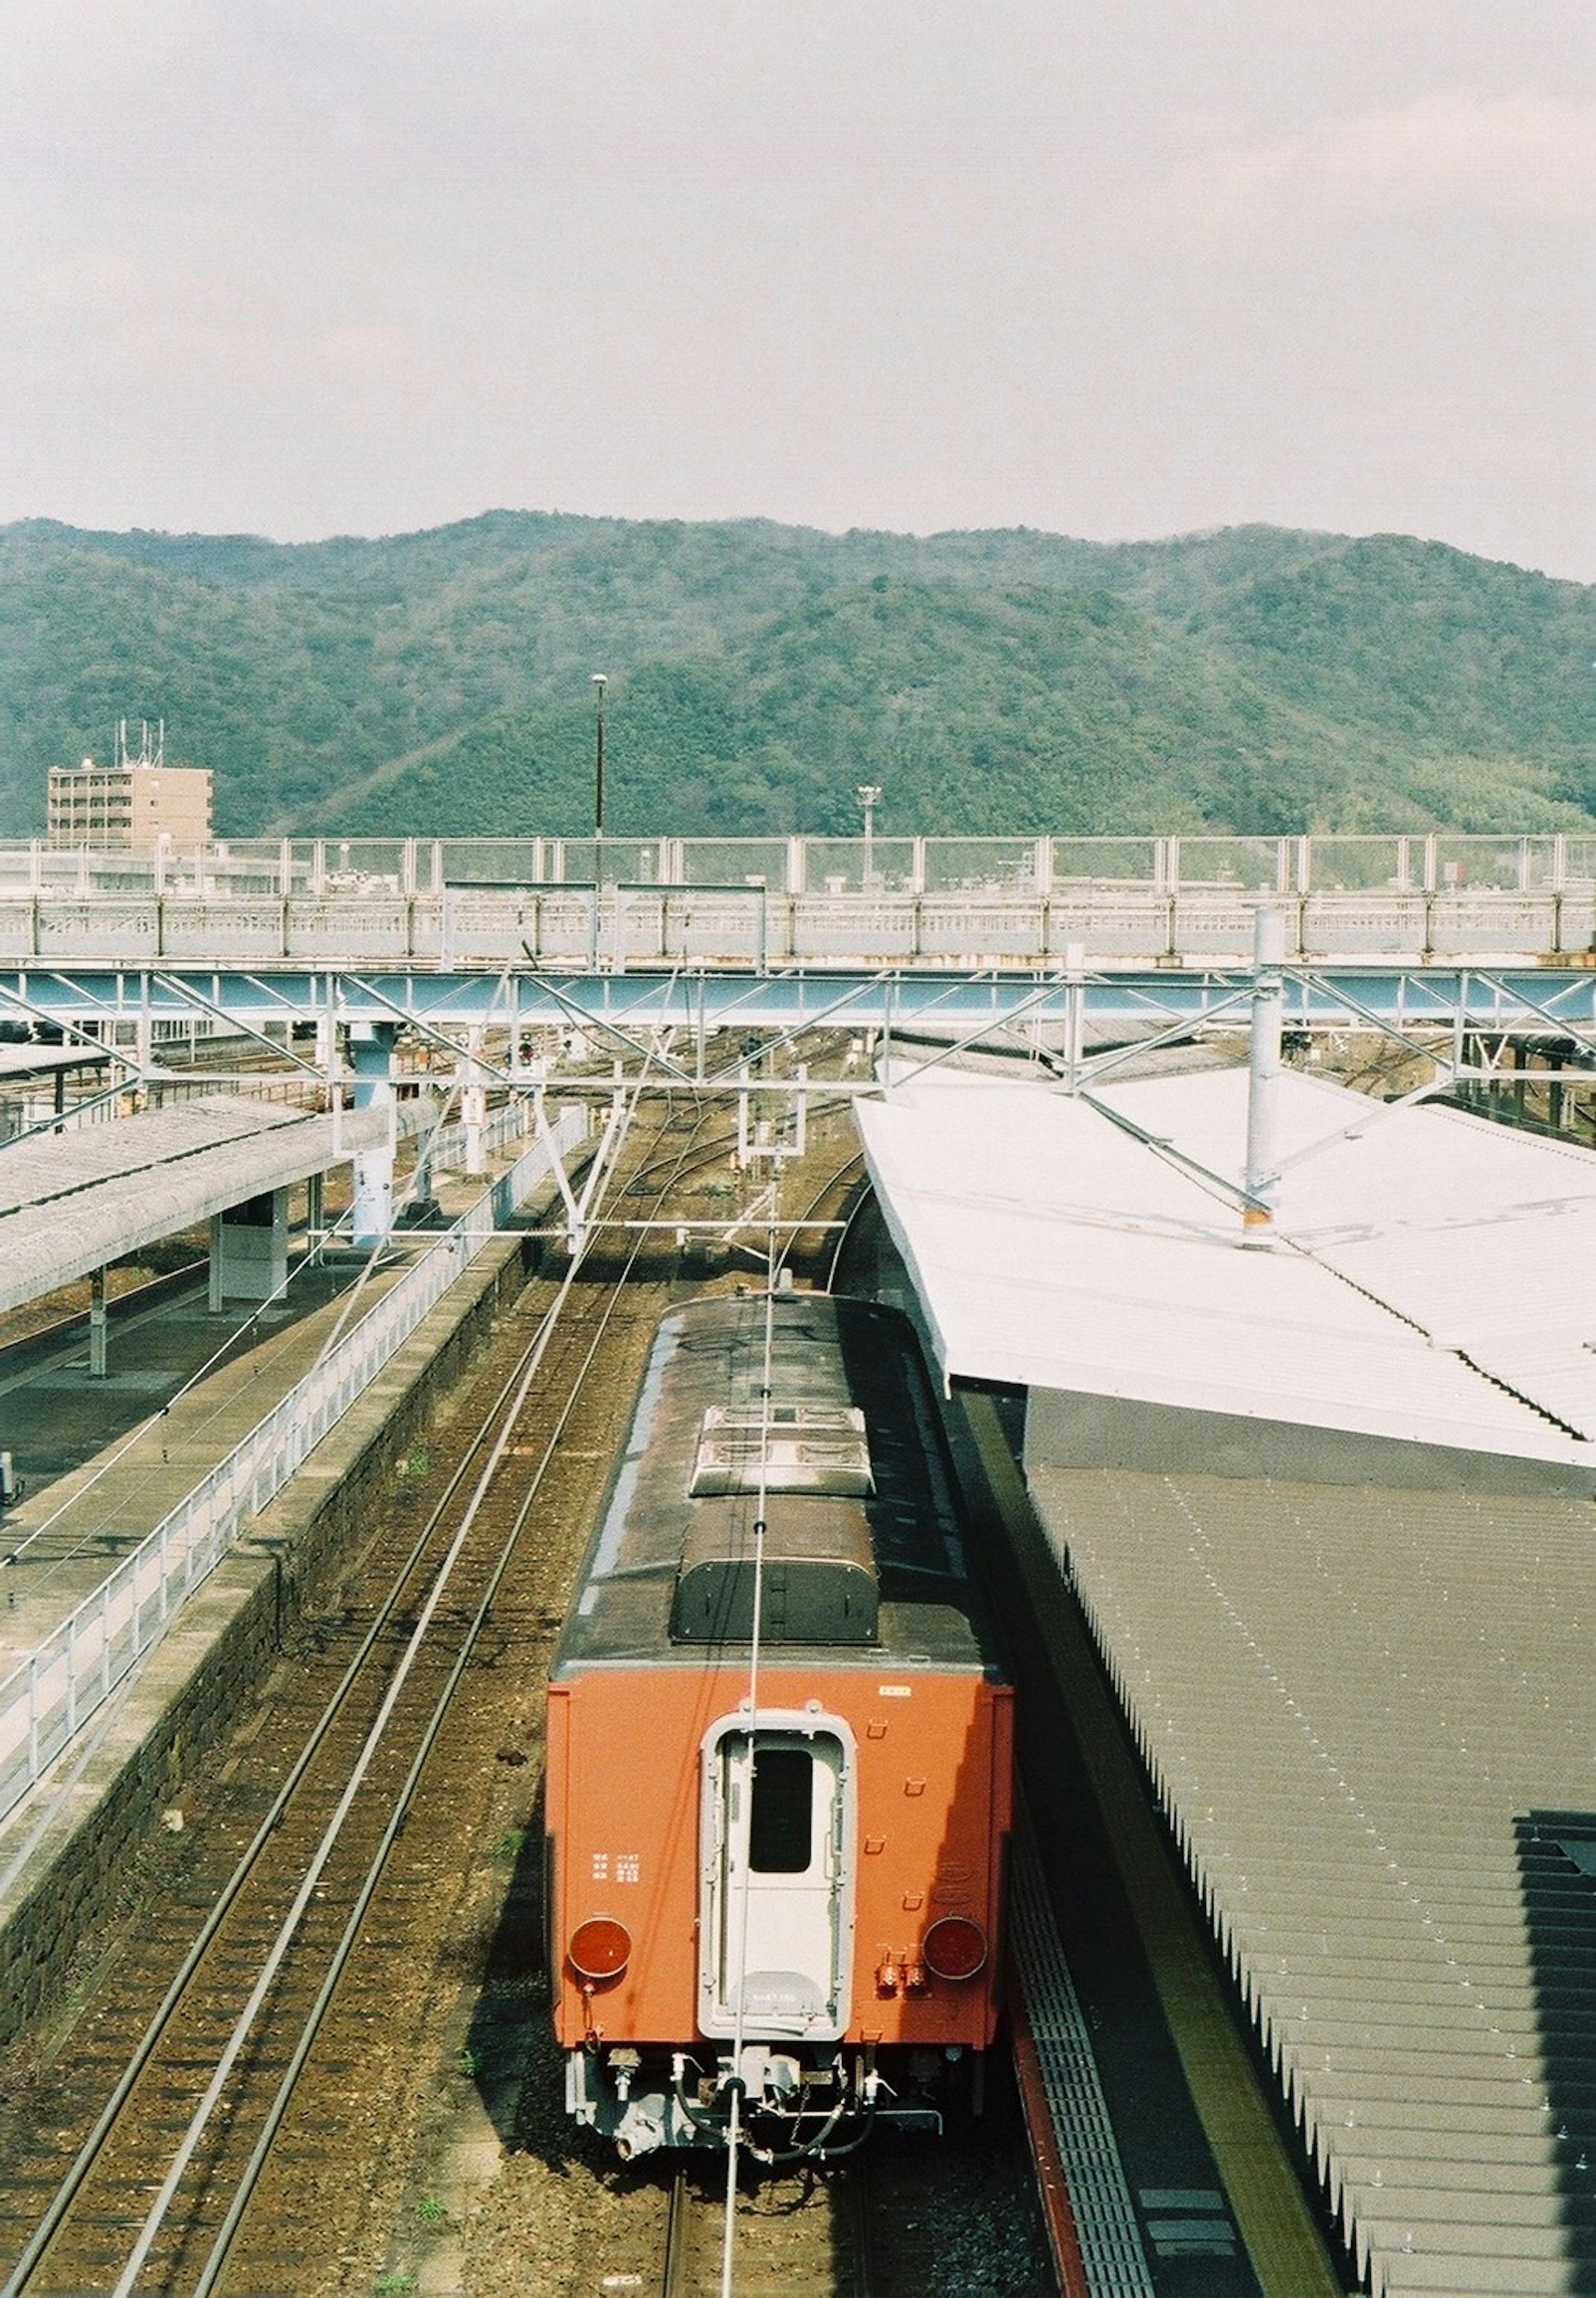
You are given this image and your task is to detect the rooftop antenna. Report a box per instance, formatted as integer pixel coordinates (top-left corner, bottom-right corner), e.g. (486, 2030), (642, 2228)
(114, 719), (165, 768)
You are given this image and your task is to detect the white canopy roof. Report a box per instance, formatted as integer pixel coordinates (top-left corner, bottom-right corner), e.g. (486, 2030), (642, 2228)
(857, 1064), (1596, 1471)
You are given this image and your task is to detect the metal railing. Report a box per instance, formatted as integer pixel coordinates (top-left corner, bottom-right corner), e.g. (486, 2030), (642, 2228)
(0, 834), (1593, 969)
(0, 1103), (589, 1823)
(3, 830), (1594, 899)
(428, 1091), (538, 1170)
(0, 882), (1593, 970)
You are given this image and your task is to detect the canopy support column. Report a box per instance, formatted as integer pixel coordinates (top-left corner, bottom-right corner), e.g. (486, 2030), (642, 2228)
(350, 1021), (398, 1248)
(88, 1266), (108, 1378)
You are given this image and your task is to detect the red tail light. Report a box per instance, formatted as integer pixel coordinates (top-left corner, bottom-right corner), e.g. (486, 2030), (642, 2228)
(569, 1916), (632, 1981)
(923, 1916), (987, 1980)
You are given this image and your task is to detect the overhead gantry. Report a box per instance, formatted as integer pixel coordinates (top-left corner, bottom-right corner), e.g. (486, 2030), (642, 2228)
(0, 952), (1595, 1113)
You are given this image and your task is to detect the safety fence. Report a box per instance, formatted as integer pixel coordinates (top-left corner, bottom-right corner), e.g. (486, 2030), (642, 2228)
(4, 831), (1595, 899)
(0, 884), (1592, 970)
(427, 1090), (539, 1171)
(0, 1102), (589, 1824)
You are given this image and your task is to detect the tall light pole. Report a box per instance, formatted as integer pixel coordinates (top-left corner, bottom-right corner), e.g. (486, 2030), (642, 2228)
(857, 783), (882, 889)
(590, 674), (608, 855)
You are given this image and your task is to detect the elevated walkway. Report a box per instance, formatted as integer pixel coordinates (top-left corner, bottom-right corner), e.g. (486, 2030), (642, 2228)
(6, 966), (1596, 1071)
(0, 829), (1591, 970)
(0, 880), (1590, 970)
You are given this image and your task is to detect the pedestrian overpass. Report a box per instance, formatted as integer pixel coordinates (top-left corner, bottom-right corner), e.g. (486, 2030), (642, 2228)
(0, 828), (1594, 1144)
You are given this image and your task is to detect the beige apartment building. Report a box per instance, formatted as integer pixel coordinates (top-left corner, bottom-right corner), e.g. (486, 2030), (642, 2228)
(48, 723), (213, 853)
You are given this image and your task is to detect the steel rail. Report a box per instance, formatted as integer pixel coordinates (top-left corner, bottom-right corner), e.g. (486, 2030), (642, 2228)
(124, 1078), (699, 2298)
(660, 2163), (871, 2298)
(804, 1155), (869, 1295)
(0, 1082), (705, 2297)
(663, 2170), (693, 2298)
(0, 1213), (596, 2296)
(626, 1093), (852, 1194)
(844, 2164), (877, 2298)
(112, 1194), (623, 2298)
(187, 1085), (693, 2296)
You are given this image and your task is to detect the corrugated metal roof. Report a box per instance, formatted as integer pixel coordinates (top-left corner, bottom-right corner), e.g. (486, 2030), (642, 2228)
(857, 1066), (1596, 1471)
(0, 1098), (313, 1217)
(1031, 1465), (1596, 2298)
(0, 1096), (387, 1313)
(859, 1063), (1596, 2293)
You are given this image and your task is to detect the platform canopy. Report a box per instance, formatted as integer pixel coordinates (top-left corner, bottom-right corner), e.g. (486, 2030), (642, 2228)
(857, 1063), (1596, 1478)
(0, 1096), (388, 1316)
(0, 1046), (111, 1081)
(860, 1059), (1596, 2295)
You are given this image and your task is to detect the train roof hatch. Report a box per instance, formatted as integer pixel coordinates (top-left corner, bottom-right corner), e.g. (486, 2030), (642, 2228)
(670, 1502), (880, 1645)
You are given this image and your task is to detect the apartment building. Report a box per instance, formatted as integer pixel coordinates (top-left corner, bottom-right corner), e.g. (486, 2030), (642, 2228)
(48, 723), (213, 853)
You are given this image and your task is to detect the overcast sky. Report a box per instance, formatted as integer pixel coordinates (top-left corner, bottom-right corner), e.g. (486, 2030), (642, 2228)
(3, 1), (1592, 577)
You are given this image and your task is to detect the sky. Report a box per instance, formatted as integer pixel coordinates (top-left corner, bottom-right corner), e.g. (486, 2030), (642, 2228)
(2, 0), (1593, 579)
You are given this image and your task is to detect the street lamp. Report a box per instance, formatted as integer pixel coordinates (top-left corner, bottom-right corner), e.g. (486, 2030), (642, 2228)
(590, 675), (608, 852)
(857, 784), (882, 889)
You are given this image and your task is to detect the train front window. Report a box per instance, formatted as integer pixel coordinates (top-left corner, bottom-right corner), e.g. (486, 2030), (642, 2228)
(749, 1746), (813, 1873)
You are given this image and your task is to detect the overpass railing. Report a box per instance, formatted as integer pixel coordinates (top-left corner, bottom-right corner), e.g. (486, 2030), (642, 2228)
(0, 834), (1592, 967)
(0, 884), (1589, 969)
(2, 830), (1594, 899)
(0, 1103), (589, 1824)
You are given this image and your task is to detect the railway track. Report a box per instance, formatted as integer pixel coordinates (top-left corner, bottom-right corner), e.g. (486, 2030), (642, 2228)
(661, 2163), (872, 2298)
(0, 1082), (992, 2298)
(0, 1081), (754, 2297)
(652, 2142), (991, 2298)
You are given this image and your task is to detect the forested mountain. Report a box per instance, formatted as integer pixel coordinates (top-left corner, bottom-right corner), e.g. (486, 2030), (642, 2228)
(2, 512), (1592, 839)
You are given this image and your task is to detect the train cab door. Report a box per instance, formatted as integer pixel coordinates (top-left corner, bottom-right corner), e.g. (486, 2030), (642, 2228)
(699, 1716), (855, 2042)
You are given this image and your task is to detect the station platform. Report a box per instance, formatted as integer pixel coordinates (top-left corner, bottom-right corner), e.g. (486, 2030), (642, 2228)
(860, 1061), (1596, 2298)
(0, 1112), (586, 2038)
(0, 1246), (414, 1687)
(0, 1111), (547, 1691)
(0, 1094), (394, 1320)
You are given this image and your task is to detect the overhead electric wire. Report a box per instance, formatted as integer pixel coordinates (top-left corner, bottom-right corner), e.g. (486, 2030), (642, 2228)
(719, 1260), (780, 2298)
(3, 1062), (718, 2298)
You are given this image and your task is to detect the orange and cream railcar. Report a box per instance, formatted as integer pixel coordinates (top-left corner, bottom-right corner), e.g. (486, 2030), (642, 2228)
(546, 1291), (1013, 2160)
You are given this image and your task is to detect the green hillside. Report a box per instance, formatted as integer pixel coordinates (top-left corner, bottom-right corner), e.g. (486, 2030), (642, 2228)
(1, 513), (1591, 839)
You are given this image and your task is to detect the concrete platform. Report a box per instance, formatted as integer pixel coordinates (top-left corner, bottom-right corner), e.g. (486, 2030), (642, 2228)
(0, 1248), (416, 1680)
(0, 1125), (583, 2043)
(0, 1116), (523, 1638)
